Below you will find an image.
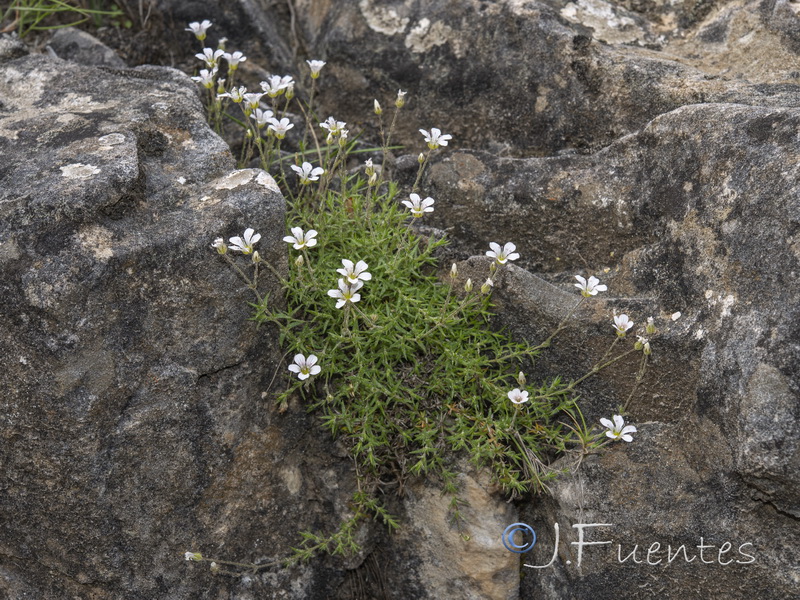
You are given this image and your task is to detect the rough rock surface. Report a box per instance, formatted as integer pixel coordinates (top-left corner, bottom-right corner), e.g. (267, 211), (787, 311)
(0, 41), (359, 599)
(3, 0), (800, 595)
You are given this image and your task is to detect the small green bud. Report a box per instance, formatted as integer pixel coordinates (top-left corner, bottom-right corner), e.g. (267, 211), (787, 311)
(185, 551), (203, 562)
(450, 263), (458, 279)
(295, 254), (304, 267)
(481, 278), (494, 295)
(285, 83), (295, 100)
(251, 251), (262, 264)
(374, 99), (382, 115)
(418, 153), (425, 164)
(645, 317), (656, 335)
(369, 172), (377, 186)
(517, 371), (526, 386)
(464, 278), (473, 293)
(395, 89), (407, 108)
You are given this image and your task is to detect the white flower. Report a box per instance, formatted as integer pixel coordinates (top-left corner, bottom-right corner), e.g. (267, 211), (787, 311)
(419, 127), (452, 149)
(288, 354), (321, 380)
(283, 226), (318, 250)
(196, 47), (224, 68)
(228, 228), (261, 254)
(190, 68), (217, 89)
(223, 51), (246, 69)
(402, 193), (434, 217)
(251, 108), (275, 128)
(291, 162), (325, 184)
(185, 20), (212, 40)
(600, 415), (637, 442)
(307, 59), (326, 78)
(337, 259), (372, 284)
(327, 279), (363, 309)
(268, 117), (294, 139)
(574, 275), (607, 297)
(508, 388), (529, 405)
(218, 85), (247, 103)
(486, 242), (519, 265)
(613, 314), (634, 337)
(395, 89), (407, 108)
(320, 117), (346, 136)
(185, 551), (203, 561)
(260, 75), (290, 97)
(243, 91), (265, 110)
(211, 237), (226, 254)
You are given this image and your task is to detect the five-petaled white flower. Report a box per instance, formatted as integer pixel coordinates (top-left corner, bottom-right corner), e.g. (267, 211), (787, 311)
(288, 354), (321, 380)
(283, 226), (318, 250)
(291, 162), (325, 184)
(185, 20), (212, 40)
(328, 279), (363, 308)
(218, 85), (246, 103)
(600, 415), (637, 442)
(337, 259), (372, 284)
(307, 60), (326, 78)
(402, 193), (434, 217)
(419, 127), (452, 149)
(196, 47), (224, 68)
(250, 108), (274, 128)
(223, 51), (246, 69)
(574, 275), (607, 297)
(268, 117), (294, 139)
(508, 388), (529, 405)
(260, 75), (291, 97)
(486, 242), (519, 265)
(242, 91), (265, 110)
(613, 314), (634, 337)
(320, 117), (347, 136)
(228, 228), (261, 254)
(190, 68), (217, 89)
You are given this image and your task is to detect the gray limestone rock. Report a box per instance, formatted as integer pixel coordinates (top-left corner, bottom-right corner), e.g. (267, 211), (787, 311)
(0, 42), (354, 599)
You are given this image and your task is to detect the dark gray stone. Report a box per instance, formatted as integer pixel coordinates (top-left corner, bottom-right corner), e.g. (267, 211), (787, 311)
(0, 51), (355, 599)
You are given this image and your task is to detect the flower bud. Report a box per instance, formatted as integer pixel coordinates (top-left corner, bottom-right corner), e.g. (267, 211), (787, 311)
(295, 254), (304, 267)
(368, 172), (377, 185)
(517, 371), (526, 386)
(216, 79), (226, 94)
(374, 99), (382, 115)
(251, 250), (262, 264)
(326, 132), (334, 145)
(211, 238), (227, 254)
(285, 83), (295, 100)
(645, 317), (656, 335)
(185, 552), (203, 562)
(481, 278), (494, 295)
(395, 89), (407, 108)
(489, 261), (497, 275)
(210, 562), (220, 574)
(418, 153), (425, 164)
(217, 37), (227, 50)
(643, 341), (652, 355)
(464, 278), (473, 293)
(450, 263), (458, 279)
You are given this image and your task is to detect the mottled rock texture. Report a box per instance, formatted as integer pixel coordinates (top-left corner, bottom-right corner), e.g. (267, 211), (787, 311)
(2, 0), (800, 596)
(0, 43), (358, 599)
